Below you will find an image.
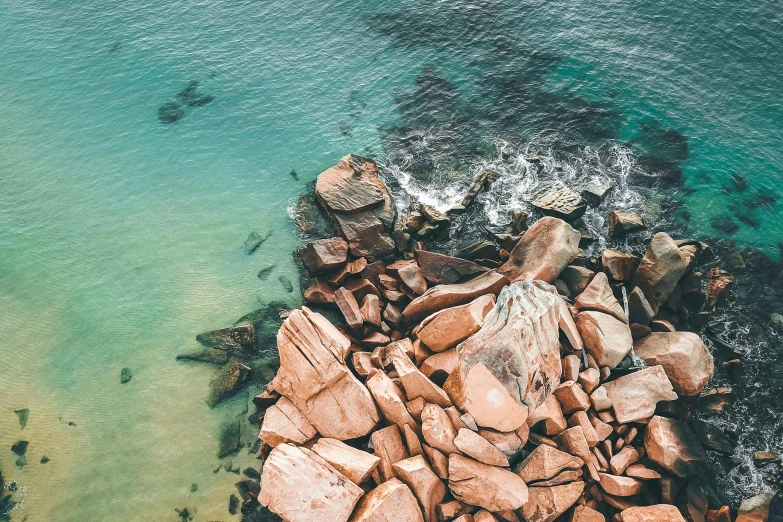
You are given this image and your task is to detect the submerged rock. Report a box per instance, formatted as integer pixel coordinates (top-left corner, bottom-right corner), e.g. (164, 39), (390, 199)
(120, 367), (132, 384)
(176, 348), (229, 365)
(218, 418), (241, 458)
(10, 441), (28, 457)
(278, 275), (293, 293)
(294, 193), (334, 238)
(197, 324), (256, 352)
(243, 231), (271, 255)
(14, 409), (28, 430)
(158, 102), (185, 124)
(256, 264), (275, 280)
(207, 359), (251, 407)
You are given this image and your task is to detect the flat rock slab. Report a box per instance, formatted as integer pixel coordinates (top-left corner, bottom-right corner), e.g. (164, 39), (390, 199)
(530, 182), (587, 222)
(603, 365), (677, 424)
(259, 443), (364, 522)
(415, 250), (489, 285)
(499, 217), (580, 283)
(311, 437), (381, 485)
(448, 454), (528, 512)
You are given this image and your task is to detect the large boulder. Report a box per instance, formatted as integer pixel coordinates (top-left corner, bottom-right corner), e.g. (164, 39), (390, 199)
(415, 250), (489, 285)
(448, 454), (529, 512)
(413, 295), (496, 352)
(634, 332), (714, 396)
(574, 272), (627, 323)
(296, 237), (349, 274)
(258, 443), (364, 522)
(574, 311), (633, 368)
(633, 233), (690, 313)
(272, 307), (380, 439)
(644, 416), (707, 477)
(444, 282), (575, 431)
(499, 217), (580, 283)
(349, 478), (424, 522)
(530, 182), (587, 222)
(736, 493), (775, 522)
(603, 366), (678, 423)
(315, 155), (396, 257)
(402, 271), (509, 324)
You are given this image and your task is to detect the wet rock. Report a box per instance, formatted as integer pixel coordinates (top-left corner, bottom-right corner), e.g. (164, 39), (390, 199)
(753, 450), (781, 467)
(602, 249), (640, 282)
(243, 231), (271, 255)
(634, 332), (714, 396)
(350, 478), (424, 522)
(120, 367), (132, 384)
(603, 366), (677, 423)
(296, 237), (349, 274)
(14, 409), (29, 430)
(197, 324), (256, 351)
(575, 311), (632, 369)
(574, 272), (627, 322)
(608, 211), (647, 238)
(690, 419), (734, 455)
(617, 505), (686, 522)
(207, 359), (251, 408)
(581, 182), (615, 208)
(415, 250), (488, 285)
(457, 241), (498, 262)
(218, 419), (241, 458)
(644, 416), (707, 477)
(228, 494), (239, 515)
(512, 210), (528, 234)
(705, 268), (732, 308)
(448, 454), (528, 512)
(522, 482), (584, 522)
(737, 493), (775, 522)
(633, 233), (690, 313)
(11, 441), (28, 457)
(40, 456), (50, 464)
(158, 101), (185, 124)
(258, 444), (364, 522)
(294, 193), (335, 237)
(531, 182), (587, 222)
(257, 264), (275, 280)
(559, 266), (595, 296)
(711, 215), (739, 234)
(628, 287), (655, 325)
(176, 348), (230, 366)
(413, 294), (495, 353)
(402, 271), (508, 324)
(499, 217), (580, 283)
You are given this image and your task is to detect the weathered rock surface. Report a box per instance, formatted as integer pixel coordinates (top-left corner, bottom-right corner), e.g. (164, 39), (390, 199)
(515, 444), (583, 483)
(617, 505), (686, 522)
(414, 295), (495, 353)
(349, 478), (424, 522)
(628, 287), (655, 326)
(603, 366), (678, 423)
(644, 416), (707, 477)
(393, 455), (446, 522)
(366, 371), (417, 432)
(633, 233), (689, 313)
(258, 444), (364, 522)
(454, 428), (509, 467)
(315, 155), (396, 257)
(499, 217), (580, 283)
(608, 211), (647, 238)
(602, 249), (640, 282)
(259, 396), (317, 447)
(559, 265), (595, 296)
(736, 493), (775, 522)
(297, 237), (349, 274)
(273, 308), (380, 439)
(706, 268), (732, 308)
(372, 425), (408, 481)
(448, 454), (528, 512)
(574, 272), (627, 323)
(207, 358), (251, 407)
(311, 438), (381, 484)
(197, 324), (256, 351)
(420, 404), (460, 455)
(420, 349), (459, 381)
(415, 250), (489, 285)
(634, 332), (714, 396)
(402, 271), (509, 324)
(521, 482), (584, 522)
(530, 182), (587, 222)
(581, 182), (615, 208)
(575, 311), (633, 368)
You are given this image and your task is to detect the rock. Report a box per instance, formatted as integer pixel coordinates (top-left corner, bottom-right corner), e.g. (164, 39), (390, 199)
(300, 279), (333, 305)
(207, 359), (251, 407)
(445, 282), (575, 431)
(737, 493), (775, 522)
(454, 428), (509, 467)
(478, 429), (526, 460)
(528, 394), (568, 435)
(617, 505), (686, 522)
(531, 182), (587, 222)
(574, 272), (627, 322)
(603, 365), (677, 423)
(581, 182), (615, 208)
(372, 425), (409, 481)
(608, 211), (647, 238)
(273, 308), (380, 439)
(598, 473), (642, 496)
(315, 155), (396, 257)
(420, 404), (460, 455)
(366, 371), (417, 432)
(218, 419), (241, 458)
(349, 478), (425, 522)
(705, 268), (732, 308)
(297, 237), (349, 274)
(691, 419), (734, 455)
(259, 396), (317, 447)
(571, 505), (606, 522)
(437, 500), (468, 521)
(514, 444), (583, 483)
(633, 233), (690, 313)
(448, 454), (528, 512)
(329, 257), (368, 285)
(258, 444), (364, 522)
(197, 324), (256, 351)
(311, 438), (381, 484)
(753, 450), (781, 466)
(628, 287), (655, 325)
(243, 230), (271, 254)
(402, 271), (509, 324)
(644, 416), (707, 477)
(157, 101), (186, 124)
(14, 409), (29, 430)
(452, 170), (501, 211)
(458, 241), (499, 262)
(499, 217), (580, 283)
(278, 275), (294, 292)
(578, 368), (600, 394)
(634, 332), (714, 396)
(609, 446), (640, 475)
(390, 348), (452, 407)
(521, 482), (584, 522)
(421, 204), (450, 228)
(420, 349), (459, 381)
(177, 348), (231, 365)
(11, 441), (28, 457)
(414, 295), (495, 353)
(575, 311), (632, 369)
(294, 193), (335, 237)
(393, 455), (446, 522)
(553, 381), (591, 414)
(120, 367), (132, 384)
(415, 250), (489, 285)
(560, 266), (595, 296)
(334, 287), (364, 330)
(625, 463), (660, 480)
(398, 263), (428, 295)
(602, 250), (640, 282)
(512, 210), (528, 234)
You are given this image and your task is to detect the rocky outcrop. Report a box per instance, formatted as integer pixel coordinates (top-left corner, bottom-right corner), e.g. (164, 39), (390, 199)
(633, 233), (689, 313)
(499, 217), (580, 283)
(634, 332), (714, 396)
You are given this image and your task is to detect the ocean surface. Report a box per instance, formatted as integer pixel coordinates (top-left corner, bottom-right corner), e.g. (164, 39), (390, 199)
(1, 0), (781, 520)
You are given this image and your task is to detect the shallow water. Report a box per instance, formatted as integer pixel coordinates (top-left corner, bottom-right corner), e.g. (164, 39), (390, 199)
(1, 0), (781, 519)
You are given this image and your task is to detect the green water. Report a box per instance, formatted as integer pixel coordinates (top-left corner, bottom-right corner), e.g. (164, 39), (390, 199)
(1, 0), (781, 519)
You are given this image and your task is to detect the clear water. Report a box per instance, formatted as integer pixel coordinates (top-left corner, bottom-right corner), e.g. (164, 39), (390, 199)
(1, 0), (781, 520)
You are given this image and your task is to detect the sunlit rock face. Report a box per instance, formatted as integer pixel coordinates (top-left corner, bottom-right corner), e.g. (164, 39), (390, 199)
(445, 281), (574, 432)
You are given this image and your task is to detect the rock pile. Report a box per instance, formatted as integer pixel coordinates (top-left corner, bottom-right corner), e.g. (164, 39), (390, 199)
(252, 156), (743, 522)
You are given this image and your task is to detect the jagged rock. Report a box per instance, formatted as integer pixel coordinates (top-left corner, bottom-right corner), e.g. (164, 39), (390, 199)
(478, 429), (526, 460)
(512, 210), (529, 235)
(514, 444), (583, 483)
(603, 365), (677, 423)
(197, 324), (256, 351)
(599, 473), (642, 496)
(402, 271), (508, 324)
(559, 266), (595, 296)
(617, 505), (686, 522)
(311, 438), (381, 484)
(315, 155), (396, 257)
(302, 278), (334, 305)
(176, 348), (230, 365)
(571, 505), (606, 522)
(602, 249), (640, 282)
(452, 170), (501, 211)
(628, 287), (655, 325)
(272, 308), (380, 439)
(499, 217), (580, 283)
(437, 501), (468, 521)
(448, 454), (528, 512)
(644, 416), (707, 477)
(415, 250), (489, 284)
(575, 311), (632, 368)
(530, 182), (587, 221)
(335, 287), (364, 330)
(581, 182), (615, 208)
(372, 425), (408, 481)
(349, 478), (424, 522)
(14, 409), (29, 430)
(737, 493), (775, 522)
(391, 348), (452, 407)
(691, 419), (734, 455)
(458, 241), (499, 261)
(259, 397), (317, 447)
(608, 211), (647, 238)
(753, 451), (781, 466)
(207, 359), (251, 407)
(625, 464), (660, 480)
(420, 349), (459, 381)
(634, 332), (714, 396)
(398, 262), (428, 295)
(445, 282), (576, 431)
(297, 237), (349, 274)
(454, 428), (509, 467)
(574, 272), (627, 323)
(633, 233), (690, 313)
(420, 404), (460, 455)
(521, 482), (584, 522)
(393, 455), (446, 522)
(258, 444), (363, 522)
(414, 295), (495, 353)
(609, 446), (640, 475)
(243, 230), (271, 255)
(705, 268), (732, 308)
(527, 394), (567, 435)
(366, 371), (417, 432)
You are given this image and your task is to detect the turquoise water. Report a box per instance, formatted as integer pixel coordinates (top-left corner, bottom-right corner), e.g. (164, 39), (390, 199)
(1, 0), (781, 519)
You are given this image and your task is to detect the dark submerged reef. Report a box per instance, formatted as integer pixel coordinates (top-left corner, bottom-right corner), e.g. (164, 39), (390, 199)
(158, 81), (214, 124)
